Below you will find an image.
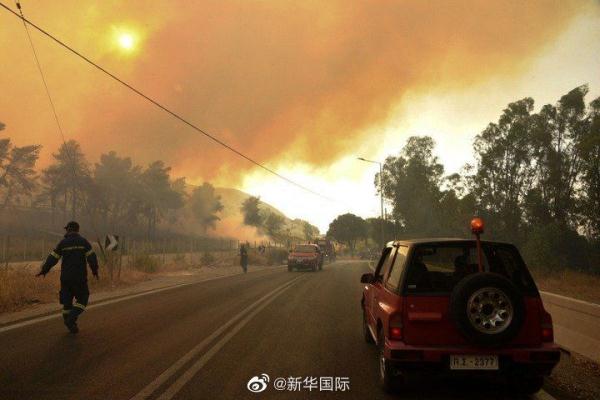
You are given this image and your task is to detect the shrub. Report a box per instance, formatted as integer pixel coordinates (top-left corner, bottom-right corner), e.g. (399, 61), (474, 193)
(130, 254), (160, 273)
(522, 222), (590, 272)
(247, 251), (268, 266)
(200, 252), (216, 266)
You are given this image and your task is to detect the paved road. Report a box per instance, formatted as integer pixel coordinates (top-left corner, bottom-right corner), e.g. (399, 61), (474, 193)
(0, 261), (556, 400)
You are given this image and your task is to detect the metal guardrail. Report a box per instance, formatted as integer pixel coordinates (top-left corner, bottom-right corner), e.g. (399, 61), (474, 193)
(541, 291), (600, 363)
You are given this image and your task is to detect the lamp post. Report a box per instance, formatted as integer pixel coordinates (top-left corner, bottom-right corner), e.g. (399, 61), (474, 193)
(357, 157), (385, 249)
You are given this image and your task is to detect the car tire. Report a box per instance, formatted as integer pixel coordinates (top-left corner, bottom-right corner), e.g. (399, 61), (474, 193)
(450, 272), (525, 347)
(377, 329), (400, 393)
(288, 265), (293, 272)
(312, 264), (317, 272)
(508, 374), (544, 395)
(363, 309), (374, 344)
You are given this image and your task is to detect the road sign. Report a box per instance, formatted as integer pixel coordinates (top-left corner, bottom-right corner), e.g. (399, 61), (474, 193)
(105, 234), (119, 251)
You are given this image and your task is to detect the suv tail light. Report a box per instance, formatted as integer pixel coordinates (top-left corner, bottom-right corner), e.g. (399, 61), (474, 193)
(389, 314), (403, 340)
(541, 309), (554, 342)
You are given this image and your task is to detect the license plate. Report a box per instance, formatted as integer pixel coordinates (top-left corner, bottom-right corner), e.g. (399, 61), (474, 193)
(450, 355), (499, 370)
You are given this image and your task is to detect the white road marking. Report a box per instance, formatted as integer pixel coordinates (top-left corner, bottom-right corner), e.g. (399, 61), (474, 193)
(0, 268), (283, 334)
(130, 275), (304, 400)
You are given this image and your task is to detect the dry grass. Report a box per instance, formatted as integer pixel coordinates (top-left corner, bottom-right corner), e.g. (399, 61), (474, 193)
(0, 250), (258, 313)
(0, 265), (59, 312)
(531, 268), (600, 304)
(0, 263), (153, 313)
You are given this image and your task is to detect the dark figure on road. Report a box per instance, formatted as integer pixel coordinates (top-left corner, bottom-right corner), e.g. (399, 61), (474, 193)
(240, 244), (248, 273)
(36, 221), (99, 333)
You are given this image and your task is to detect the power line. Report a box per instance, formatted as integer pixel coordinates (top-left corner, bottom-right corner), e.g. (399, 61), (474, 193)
(13, 1), (66, 146)
(0, 1), (340, 203)
(14, 0), (103, 241)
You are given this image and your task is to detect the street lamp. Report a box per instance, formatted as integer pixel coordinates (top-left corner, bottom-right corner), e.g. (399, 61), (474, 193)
(357, 157), (385, 249)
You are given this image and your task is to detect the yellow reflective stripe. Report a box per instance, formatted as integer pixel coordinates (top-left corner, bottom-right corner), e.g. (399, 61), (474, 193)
(50, 251), (61, 259)
(85, 250), (95, 257)
(62, 246), (86, 251)
(73, 303), (86, 310)
(62, 310), (70, 314)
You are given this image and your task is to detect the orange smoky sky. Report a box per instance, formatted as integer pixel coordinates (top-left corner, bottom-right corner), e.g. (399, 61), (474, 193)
(0, 0), (590, 185)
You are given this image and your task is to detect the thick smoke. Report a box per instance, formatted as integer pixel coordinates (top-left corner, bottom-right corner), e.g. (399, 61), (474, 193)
(0, 0), (588, 184)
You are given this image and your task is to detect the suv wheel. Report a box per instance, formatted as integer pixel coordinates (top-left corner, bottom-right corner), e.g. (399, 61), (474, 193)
(288, 265), (293, 272)
(450, 272), (525, 347)
(508, 375), (544, 395)
(312, 264), (317, 272)
(377, 329), (399, 393)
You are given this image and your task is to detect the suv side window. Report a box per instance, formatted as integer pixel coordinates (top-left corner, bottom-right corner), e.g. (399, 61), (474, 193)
(385, 246), (408, 291)
(374, 247), (391, 277)
(377, 247), (397, 282)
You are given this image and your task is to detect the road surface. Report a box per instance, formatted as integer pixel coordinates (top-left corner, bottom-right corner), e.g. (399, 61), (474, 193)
(0, 261), (556, 399)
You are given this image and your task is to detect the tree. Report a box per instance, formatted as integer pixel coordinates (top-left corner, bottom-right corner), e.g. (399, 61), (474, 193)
(473, 98), (536, 241)
(140, 161), (184, 237)
(529, 85), (590, 228)
(579, 96), (600, 240)
(91, 151), (144, 232)
(40, 140), (90, 220)
(0, 136), (40, 210)
(379, 136), (445, 237)
(189, 182), (224, 233)
(264, 212), (284, 239)
(365, 217), (397, 245)
(302, 220), (317, 241)
(241, 196), (263, 227)
(327, 213), (367, 253)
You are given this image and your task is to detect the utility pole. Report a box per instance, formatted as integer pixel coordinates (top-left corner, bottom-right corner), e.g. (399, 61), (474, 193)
(357, 157), (385, 249)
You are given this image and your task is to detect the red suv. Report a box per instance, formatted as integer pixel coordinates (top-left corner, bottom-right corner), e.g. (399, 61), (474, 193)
(288, 244), (323, 272)
(360, 232), (560, 394)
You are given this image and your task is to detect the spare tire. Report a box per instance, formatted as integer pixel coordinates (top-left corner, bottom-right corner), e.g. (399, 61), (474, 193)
(450, 272), (525, 347)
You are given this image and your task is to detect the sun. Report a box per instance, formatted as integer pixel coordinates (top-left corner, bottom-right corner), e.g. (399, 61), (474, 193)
(118, 33), (135, 50)
(117, 32), (136, 51)
(111, 26), (140, 53)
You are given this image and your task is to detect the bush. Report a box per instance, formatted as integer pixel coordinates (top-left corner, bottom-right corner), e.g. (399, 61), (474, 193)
(130, 254), (160, 273)
(247, 251), (268, 266)
(200, 252), (216, 266)
(522, 222), (590, 272)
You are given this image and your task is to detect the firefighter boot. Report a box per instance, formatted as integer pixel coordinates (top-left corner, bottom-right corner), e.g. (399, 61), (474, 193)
(65, 304), (85, 334)
(62, 308), (72, 328)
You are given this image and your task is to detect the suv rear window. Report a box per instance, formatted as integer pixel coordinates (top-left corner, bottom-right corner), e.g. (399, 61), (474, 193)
(403, 243), (538, 295)
(294, 245), (316, 253)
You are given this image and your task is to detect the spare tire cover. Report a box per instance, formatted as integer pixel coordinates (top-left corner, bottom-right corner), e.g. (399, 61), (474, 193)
(450, 272), (525, 347)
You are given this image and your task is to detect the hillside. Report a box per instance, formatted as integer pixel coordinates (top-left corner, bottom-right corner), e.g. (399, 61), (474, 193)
(175, 186), (319, 242)
(213, 187), (319, 242)
(214, 187), (285, 219)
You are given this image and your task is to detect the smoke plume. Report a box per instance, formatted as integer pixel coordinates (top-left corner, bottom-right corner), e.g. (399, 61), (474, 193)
(0, 0), (588, 184)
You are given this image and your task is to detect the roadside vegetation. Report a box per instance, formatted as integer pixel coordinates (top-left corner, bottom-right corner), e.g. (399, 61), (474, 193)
(0, 120), (318, 253)
(0, 245), (287, 313)
(327, 86), (600, 297)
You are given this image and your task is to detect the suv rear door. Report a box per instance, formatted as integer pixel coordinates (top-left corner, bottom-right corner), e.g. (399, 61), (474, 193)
(399, 242), (542, 346)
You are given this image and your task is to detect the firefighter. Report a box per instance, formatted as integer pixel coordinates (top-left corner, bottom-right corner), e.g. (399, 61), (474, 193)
(240, 244), (248, 273)
(36, 221), (99, 333)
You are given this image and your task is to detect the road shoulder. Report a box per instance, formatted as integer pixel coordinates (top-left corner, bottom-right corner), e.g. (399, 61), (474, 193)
(0, 265), (281, 327)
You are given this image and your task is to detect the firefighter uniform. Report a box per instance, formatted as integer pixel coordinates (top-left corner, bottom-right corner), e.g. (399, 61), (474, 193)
(39, 229), (99, 332)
